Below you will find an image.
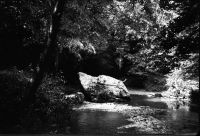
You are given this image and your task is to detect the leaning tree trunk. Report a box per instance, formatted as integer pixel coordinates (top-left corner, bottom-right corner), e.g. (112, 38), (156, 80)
(26, 0), (66, 105)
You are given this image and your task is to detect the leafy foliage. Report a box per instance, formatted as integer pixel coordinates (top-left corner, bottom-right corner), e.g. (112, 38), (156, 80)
(0, 69), (73, 133)
(0, 0), (52, 68)
(0, 0), (199, 133)
(163, 57), (199, 100)
(0, 0), (199, 102)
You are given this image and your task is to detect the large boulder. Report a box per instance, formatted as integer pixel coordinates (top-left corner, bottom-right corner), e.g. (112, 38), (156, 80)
(78, 72), (130, 102)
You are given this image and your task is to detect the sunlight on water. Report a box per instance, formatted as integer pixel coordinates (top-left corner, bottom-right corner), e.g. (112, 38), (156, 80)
(69, 92), (199, 135)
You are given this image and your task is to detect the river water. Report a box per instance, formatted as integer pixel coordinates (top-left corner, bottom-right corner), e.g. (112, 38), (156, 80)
(68, 90), (199, 135)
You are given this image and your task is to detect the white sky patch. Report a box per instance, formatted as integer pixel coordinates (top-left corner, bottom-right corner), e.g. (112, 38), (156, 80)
(113, 0), (127, 6)
(109, 14), (115, 20)
(134, 3), (145, 15)
(113, 0), (127, 12)
(156, 9), (179, 27)
(140, 18), (153, 26)
(169, 0), (174, 4)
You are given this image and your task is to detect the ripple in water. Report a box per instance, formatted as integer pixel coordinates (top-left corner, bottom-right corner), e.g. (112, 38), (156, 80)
(69, 94), (199, 135)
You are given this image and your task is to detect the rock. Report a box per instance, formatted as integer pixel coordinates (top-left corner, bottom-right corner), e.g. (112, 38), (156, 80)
(118, 115), (170, 134)
(78, 72), (130, 102)
(64, 92), (84, 105)
(73, 102), (140, 112)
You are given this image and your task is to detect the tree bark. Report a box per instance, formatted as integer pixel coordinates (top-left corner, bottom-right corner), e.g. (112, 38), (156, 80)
(25, 0), (66, 105)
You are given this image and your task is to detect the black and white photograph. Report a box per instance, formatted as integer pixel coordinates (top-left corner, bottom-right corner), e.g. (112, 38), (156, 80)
(0, 0), (199, 135)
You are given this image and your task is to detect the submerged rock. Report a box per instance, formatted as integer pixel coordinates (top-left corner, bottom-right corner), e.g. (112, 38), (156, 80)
(73, 102), (140, 112)
(78, 72), (130, 102)
(118, 115), (170, 134)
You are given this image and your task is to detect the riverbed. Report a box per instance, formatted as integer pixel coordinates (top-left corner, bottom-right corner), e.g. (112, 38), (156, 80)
(68, 89), (199, 135)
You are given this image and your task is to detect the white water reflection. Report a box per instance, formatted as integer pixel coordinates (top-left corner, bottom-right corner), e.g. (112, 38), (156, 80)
(146, 97), (190, 111)
(144, 96), (199, 134)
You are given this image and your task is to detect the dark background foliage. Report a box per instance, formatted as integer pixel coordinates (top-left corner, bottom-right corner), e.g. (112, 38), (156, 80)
(0, 0), (199, 133)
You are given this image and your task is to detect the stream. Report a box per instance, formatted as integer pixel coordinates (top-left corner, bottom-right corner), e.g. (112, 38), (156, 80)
(68, 90), (199, 135)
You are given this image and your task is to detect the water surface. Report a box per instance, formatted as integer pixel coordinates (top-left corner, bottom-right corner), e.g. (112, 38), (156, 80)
(68, 90), (199, 135)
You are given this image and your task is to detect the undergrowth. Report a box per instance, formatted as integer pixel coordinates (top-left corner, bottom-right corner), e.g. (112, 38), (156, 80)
(164, 54), (199, 100)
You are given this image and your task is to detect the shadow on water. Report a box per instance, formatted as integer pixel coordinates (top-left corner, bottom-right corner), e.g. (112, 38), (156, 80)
(69, 111), (130, 135)
(142, 96), (199, 134)
(2, 90), (198, 135)
(68, 91), (199, 135)
(128, 94), (199, 134)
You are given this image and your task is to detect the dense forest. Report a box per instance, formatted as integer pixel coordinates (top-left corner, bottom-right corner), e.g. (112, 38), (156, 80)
(0, 0), (199, 134)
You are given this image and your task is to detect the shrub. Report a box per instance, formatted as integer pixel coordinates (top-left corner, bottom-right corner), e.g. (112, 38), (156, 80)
(163, 55), (199, 100)
(0, 69), (74, 133)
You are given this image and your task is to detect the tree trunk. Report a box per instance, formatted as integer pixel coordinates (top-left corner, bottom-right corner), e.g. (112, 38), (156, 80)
(25, 0), (66, 105)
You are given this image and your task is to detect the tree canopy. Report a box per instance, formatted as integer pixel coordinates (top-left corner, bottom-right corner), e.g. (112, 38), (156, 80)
(0, 0), (199, 78)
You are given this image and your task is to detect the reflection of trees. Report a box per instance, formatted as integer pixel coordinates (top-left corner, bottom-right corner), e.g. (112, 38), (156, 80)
(76, 111), (123, 134)
(162, 99), (190, 111)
